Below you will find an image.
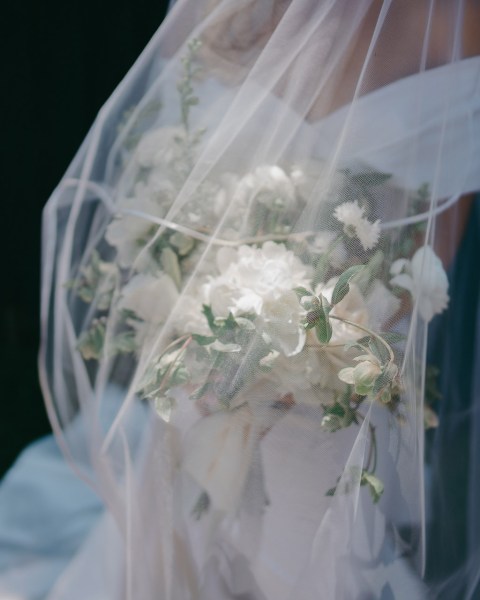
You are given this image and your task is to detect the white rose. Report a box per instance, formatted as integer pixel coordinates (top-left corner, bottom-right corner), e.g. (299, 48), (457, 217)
(390, 246), (449, 322)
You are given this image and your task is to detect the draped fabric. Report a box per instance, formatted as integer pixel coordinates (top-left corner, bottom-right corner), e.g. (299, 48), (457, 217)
(1, 1), (480, 598)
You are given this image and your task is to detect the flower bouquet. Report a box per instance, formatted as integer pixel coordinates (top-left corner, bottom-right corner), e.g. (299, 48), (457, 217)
(69, 41), (449, 519)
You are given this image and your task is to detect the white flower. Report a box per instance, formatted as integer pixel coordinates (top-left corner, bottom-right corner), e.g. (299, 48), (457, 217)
(106, 193), (169, 269)
(364, 280), (401, 330)
(390, 246), (449, 322)
(135, 126), (186, 168)
(236, 165), (296, 212)
(119, 272), (178, 324)
(176, 242), (311, 355)
(183, 405), (257, 512)
(338, 356), (382, 396)
(334, 200), (380, 251)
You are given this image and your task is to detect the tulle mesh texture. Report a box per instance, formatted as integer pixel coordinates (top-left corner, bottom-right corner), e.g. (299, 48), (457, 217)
(39, 1), (480, 598)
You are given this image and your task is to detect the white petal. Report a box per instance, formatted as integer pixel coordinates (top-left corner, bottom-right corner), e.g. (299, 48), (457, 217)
(183, 407), (255, 512)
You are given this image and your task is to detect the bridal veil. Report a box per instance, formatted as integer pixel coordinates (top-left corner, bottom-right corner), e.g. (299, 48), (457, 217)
(35, 0), (480, 598)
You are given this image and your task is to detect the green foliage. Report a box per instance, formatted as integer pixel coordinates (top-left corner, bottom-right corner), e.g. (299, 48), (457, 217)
(361, 471), (384, 503)
(325, 468), (384, 504)
(68, 250), (117, 310)
(139, 347), (189, 402)
(314, 295), (333, 343)
(110, 330), (138, 355)
(189, 307), (272, 406)
(321, 396), (356, 432)
(192, 491), (210, 520)
(177, 38), (203, 136)
(77, 318), (106, 361)
(331, 265), (364, 305)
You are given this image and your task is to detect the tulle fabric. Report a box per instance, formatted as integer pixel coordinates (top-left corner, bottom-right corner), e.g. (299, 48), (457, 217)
(28, 0), (480, 598)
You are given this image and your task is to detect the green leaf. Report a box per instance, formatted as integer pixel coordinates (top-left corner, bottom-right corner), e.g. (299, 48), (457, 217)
(293, 286), (313, 300)
(169, 364), (189, 387)
(361, 472), (384, 503)
(191, 333), (216, 346)
(202, 305), (217, 333)
(192, 491), (210, 520)
(350, 171), (391, 187)
(161, 247), (182, 289)
(379, 332), (406, 345)
(315, 296), (332, 343)
(368, 337), (391, 364)
(77, 319), (106, 360)
(154, 395), (175, 422)
(222, 312), (237, 331)
(304, 308), (321, 329)
(111, 331), (137, 355)
(331, 265), (364, 305)
(312, 253), (330, 287)
(343, 335), (371, 352)
(324, 402), (346, 418)
(169, 232), (195, 256)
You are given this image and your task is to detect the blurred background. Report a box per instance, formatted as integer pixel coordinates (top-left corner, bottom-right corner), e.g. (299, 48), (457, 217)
(1, 0), (169, 477)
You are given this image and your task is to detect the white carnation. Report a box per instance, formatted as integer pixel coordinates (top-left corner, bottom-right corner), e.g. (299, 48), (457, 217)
(334, 200), (380, 251)
(390, 246), (449, 322)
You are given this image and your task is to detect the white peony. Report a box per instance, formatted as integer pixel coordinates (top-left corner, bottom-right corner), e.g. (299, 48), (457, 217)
(175, 242), (311, 355)
(390, 246), (449, 322)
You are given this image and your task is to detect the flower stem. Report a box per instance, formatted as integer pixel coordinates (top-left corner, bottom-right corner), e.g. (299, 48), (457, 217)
(328, 315), (395, 363)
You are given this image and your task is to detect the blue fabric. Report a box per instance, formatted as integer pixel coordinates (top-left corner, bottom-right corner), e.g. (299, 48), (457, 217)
(425, 197), (480, 598)
(0, 432), (103, 599)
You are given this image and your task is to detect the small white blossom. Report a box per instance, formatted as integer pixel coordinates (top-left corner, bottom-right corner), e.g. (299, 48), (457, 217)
(334, 200), (380, 251)
(338, 356), (382, 396)
(390, 246), (449, 322)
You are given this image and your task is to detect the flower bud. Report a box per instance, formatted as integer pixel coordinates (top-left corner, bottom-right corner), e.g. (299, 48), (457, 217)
(338, 360), (381, 396)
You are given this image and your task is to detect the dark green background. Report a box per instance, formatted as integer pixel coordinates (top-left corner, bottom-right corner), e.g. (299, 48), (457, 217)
(1, 1), (169, 477)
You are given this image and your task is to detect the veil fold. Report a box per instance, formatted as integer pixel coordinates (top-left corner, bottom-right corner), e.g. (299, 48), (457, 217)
(36, 1), (480, 597)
